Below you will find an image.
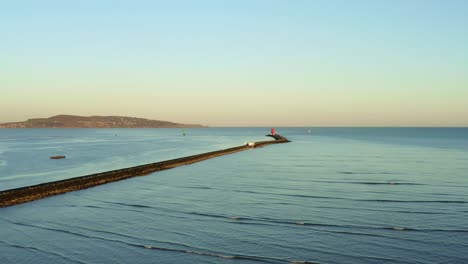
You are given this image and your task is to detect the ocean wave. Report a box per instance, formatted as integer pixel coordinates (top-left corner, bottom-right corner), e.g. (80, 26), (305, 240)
(227, 189), (342, 200)
(1, 218), (319, 264)
(230, 189), (467, 204)
(103, 201), (154, 208)
(349, 181), (423, 185)
(91, 198), (468, 231)
(293, 165), (326, 168)
(291, 179), (425, 186)
(264, 219), (468, 234)
(216, 214), (468, 234)
(0, 239), (91, 264)
(55, 221), (197, 250)
(358, 199), (466, 204)
(3, 217), (465, 263)
(181, 186), (214, 190)
(141, 245), (308, 263)
(73, 199), (468, 239)
(337, 171), (398, 175)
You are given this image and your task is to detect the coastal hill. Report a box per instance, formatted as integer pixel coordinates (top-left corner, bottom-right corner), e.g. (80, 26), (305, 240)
(0, 115), (206, 128)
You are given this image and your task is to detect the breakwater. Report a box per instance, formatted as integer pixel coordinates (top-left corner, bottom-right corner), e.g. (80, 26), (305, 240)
(0, 135), (289, 208)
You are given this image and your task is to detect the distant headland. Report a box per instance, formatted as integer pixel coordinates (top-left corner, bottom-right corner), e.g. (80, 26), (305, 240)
(0, 115), (206, 128)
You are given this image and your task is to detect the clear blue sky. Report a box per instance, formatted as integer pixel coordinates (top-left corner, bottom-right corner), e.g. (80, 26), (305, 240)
(1, 0), (467, 126)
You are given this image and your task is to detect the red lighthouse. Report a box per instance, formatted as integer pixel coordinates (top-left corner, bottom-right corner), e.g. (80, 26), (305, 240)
(271, 128), (275, 135)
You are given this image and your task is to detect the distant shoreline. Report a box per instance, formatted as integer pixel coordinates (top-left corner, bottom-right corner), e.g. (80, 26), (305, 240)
(0, 115), (206, 129)
(0, 127), (208, 129)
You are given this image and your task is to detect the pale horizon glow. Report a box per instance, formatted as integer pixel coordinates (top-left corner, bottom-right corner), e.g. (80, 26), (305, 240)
(1, 0), (467, 127)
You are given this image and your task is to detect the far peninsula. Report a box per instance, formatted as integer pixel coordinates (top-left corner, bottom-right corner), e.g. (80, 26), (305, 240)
(0, 115), (206, 128)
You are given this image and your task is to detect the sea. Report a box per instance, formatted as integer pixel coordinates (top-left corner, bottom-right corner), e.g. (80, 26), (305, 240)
(0, 128), (467, 264)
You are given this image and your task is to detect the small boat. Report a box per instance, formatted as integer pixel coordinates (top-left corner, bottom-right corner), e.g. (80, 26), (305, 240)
(50, 155), (66, 159)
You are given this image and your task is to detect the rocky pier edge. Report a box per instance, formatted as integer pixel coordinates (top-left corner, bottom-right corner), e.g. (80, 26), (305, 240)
(0, 134), (290, 208)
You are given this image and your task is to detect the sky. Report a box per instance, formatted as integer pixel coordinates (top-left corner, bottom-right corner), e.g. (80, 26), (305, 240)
(1, 0), (467, 126)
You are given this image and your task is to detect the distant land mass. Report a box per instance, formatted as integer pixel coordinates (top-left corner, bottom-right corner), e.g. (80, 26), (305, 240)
(0, 115), (206, 128)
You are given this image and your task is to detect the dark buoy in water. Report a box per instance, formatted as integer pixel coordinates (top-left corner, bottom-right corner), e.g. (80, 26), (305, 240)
(50, 155), (66, 159)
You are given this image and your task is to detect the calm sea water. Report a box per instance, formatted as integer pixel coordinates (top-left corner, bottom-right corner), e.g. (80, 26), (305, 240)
(1, 128), (467, 264)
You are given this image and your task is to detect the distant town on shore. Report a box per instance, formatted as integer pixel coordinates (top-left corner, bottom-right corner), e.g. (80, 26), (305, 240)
(0, 115), (206, 128)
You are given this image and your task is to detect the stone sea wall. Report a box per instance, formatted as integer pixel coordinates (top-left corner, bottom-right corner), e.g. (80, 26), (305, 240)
(0, 135), (289, 208)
